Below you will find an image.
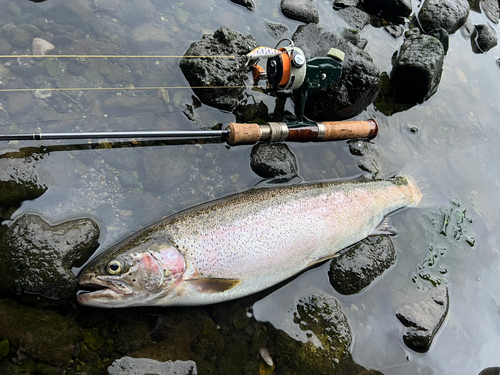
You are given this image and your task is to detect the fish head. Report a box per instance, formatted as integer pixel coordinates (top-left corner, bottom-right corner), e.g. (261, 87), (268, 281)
(77, 236), (186, 308)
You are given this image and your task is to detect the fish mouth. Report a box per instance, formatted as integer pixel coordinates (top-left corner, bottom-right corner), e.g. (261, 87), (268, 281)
(77, 276), (134, 304)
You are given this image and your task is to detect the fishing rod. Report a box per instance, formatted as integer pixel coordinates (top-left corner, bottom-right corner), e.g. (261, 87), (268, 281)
(0, 119), (378, 145)
(0, 41), (380, 145)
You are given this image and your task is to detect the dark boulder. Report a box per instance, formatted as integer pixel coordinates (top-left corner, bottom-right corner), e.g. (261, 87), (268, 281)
(390, 34), (445, 103)
(281, 0), (319, 24)
(394, 285), (449, 353)
(329, 235), (396, 295)
(229, 0), (256, 11)
(0, 214), (100, 300)
(417, 0), (469, 34)
(292, 24), (380, 120)
(179, 27), (258, 112)
(428, 27), (450, 53)
(250, 143), (298, 178)
(363, 0), (413, 18)
(471, 24), (498, 53)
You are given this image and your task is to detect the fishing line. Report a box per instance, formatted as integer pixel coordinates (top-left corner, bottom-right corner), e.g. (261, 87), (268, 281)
(0, 86), (250, 92)
(0, 55), (235, 59)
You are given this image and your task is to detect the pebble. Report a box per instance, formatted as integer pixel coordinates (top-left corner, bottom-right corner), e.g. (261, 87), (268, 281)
(32, 37), (55, 55)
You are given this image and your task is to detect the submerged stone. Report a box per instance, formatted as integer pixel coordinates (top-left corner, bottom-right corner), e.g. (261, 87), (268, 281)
(390, 34), (445, 103)
(417, 0), (469, 34)
(329, 235), (396, 295)
(179, 27), (257, 112)
(394, 285), (449, 353)
(0, 299), (81, 366)
(292, 24), (380, 120)
(0, 214), (100, 300)
(281, 0), (319, 24)
(130, 23), (171, 53)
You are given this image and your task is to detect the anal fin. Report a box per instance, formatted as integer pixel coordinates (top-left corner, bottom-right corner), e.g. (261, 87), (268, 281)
(370, 217), (398, 236)
(185, 278), (241, 293)
(307, 253), (340, 268)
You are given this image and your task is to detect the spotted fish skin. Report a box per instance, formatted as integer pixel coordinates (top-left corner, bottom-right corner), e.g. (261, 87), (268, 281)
(77, 174), (423, 308)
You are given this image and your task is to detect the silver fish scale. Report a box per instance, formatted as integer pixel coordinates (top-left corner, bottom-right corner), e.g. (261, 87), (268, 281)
(165, 179), (412, 283)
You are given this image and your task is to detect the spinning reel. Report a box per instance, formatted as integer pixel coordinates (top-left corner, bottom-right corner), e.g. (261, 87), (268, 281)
(246, 39), (346, 125)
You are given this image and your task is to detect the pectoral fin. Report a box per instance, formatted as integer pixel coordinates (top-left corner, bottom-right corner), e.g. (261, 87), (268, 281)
(185, 278), (241, 293)
(370, 217), (399, 236)
(307, 253), (340, 267)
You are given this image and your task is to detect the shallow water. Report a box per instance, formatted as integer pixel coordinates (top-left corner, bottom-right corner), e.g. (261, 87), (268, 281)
(1, 0), (500, 373)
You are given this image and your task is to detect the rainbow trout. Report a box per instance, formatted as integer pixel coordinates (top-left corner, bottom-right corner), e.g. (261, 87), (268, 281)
(77, 167), (430, 308)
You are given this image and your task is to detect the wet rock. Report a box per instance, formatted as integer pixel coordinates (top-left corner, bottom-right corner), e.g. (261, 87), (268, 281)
(0, 214), (100, 300)
(32, 37), (54, 55)
(250, 143), (298, 178)
(394, 285), (449, 353)
(52, 0), (94, 26)
(471, 24), (498, 53)
(479, 368), (500, 375)
(363, 0), (412, 18)
(102, 96), (166, 116)
(292, 24), (380, 120)
(342, 28), (368, 49)
(390, 35), (445, 103)
(130, 23), (171, 53)
(0, 299), (81, 366)
(218, 333), (249, 374)
(266, 20), (289, 39)
(0, 153), (51, 208)
(329, 235), (396, 295)
(336, 7), (371, 30)
(0, 339), (8, 358)
(417, 0), (469, 34)
(482, 0), (499, 24)
(108, 357), (197, 375)
(460, 19), (475, 39)
(281, 0), (319, 24)
(179, 27), (258, 112)
(230, 0), (256, 11)
(267, 293), (353, 374)
(428, 28), (449, 53)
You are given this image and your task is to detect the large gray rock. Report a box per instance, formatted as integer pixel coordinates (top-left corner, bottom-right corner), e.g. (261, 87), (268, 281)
(281, 0), (319, 24)
(471, 24), (498, 53)
(394, 285), (449, 353)
(179, 27), (258, 112)
(292, 24), (380, 120)
(329, 235), (396, 295)
(417, 0), (469, 34)
(336, 7), (371, 30)
(0, 214), (100, 300)
(390, 34), (445, 103)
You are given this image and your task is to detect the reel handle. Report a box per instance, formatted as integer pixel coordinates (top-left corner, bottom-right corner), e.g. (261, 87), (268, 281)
(226, 119), (378, 145)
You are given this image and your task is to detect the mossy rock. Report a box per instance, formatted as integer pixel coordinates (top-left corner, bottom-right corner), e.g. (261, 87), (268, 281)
(267, 293), (352, 375)
(0, 300), (81, 366)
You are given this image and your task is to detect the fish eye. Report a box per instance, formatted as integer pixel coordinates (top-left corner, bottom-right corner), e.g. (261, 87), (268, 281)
(107, 260), (123, 275)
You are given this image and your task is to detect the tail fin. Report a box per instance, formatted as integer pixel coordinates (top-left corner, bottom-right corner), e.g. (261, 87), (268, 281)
(395, 163), (446, 208)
